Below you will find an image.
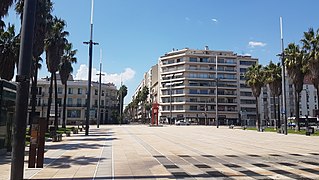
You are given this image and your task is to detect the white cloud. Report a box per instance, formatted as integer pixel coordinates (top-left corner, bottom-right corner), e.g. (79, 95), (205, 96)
(74, 64), (136, 87)
(211, 18), (218, 23)
(248, 41), (266, 48)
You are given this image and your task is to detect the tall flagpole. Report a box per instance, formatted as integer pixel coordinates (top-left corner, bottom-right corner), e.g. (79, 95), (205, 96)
(215, 55), (219, 128)
(280, 17), (288, 135)
(84, 0), (98, 135)
(97, 49), (105, 128)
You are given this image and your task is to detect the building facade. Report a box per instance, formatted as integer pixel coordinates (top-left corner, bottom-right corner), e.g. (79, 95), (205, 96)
(158, 47), (258, 125)
(31, 76), (118, 126)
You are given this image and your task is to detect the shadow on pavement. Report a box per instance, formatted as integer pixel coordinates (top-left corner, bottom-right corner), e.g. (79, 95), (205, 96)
(46, 142), (112, 150)
(67, 137), (117, 142)
(43, 155), (107, 169)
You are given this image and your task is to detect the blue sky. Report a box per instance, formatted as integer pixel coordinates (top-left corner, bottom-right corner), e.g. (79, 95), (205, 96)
(4, 0), (319, 104)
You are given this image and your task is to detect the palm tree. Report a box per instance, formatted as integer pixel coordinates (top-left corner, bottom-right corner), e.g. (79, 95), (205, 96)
(0, 0), (16, 18)
(59, 43), (77, 128)
(118, 85), (128, 124)
(245, 63), (265, 131)
(0, 24), (19, 80)
(45, 17), (69, 131)
(284, 43), (307, 131)
(140, 86), (149, 123)
(264, 61), (282, 129)
(301, 28), (319, 108)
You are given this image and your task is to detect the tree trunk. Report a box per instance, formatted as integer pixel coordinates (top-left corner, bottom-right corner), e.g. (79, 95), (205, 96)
(54, 73), (58, 130)
(62, 81), (67, 128)
(256, 96), (260, 131)
(46, 73), (53, 132)
(277, 95), (281, 129)
(28, 63), (38, 135)
(295, 91), (300, 131)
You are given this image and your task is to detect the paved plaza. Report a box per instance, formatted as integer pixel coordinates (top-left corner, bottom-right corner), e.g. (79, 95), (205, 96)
(1, 125), (319, 179)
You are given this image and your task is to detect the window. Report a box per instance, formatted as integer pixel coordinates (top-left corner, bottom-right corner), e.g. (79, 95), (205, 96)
(189, 89), (197, 94)
(240, 61), (255, 66)
(77, 98), (82, 106)
(95, 100), (98, 106)
(38, 87), (42, 95)
(67, 98), (73, 105)
(78, 88), (82, 94)
(101, 100), (104, 106)
(102, 90), (105, 96)
(57, 98), (62, 106)
(67, 110), (81, 118)
(95, 89), (98, 95)
(190, 105), (197, 110)
(68, 88), (73, 94)
(189, 57), (197, 62)
(58, 87), (63, 94)
(199, 89), (208, 94)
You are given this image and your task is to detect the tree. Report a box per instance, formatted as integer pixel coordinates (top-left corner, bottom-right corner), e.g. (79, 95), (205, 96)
(0, 0), (18, 29)
(118, 85), (128, 124)
(0, 24), (19, 80)
(264, 61), (282, 129)
(140, 86), (149, 123)
(301, 28), (319, 108)
(245, 63), (265, 131)
(59, 43), (77, 128)
(45, 17), (69, 131)
(284, 43), (307, 131)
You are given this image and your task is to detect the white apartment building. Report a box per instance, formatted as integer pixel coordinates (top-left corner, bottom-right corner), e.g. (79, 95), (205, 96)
(158, 47), (258, 125)
(259, 73), (319, 127)
(30, 75), (118, 125)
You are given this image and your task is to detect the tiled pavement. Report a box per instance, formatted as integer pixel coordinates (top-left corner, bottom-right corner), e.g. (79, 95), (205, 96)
(1, 125), (319, 179)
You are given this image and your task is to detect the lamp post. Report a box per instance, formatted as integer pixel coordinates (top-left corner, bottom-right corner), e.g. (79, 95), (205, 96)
(169, 74), (175, 124)
(11, 0), (37, 179)
(303, 88), (309, 128)
(96, 50), (105, 128)
(83, 0), (98, 135)
(278, 17), (287, 135)
(215, 55), (219, 128)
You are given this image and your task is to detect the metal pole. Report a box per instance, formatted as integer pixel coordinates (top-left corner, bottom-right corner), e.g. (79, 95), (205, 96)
(170, 75), (173, 124)
(119, 81), (123, 125)
(280, 17), (288, 135)
(97, 50), (104, 128)
(97, 62), (101, 128)
(84, 0), (98, 135)
(11, 0), (36, 179)
(215, 55), (219, 128)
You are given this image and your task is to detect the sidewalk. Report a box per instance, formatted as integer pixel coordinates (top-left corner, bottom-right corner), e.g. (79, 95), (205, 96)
(1, 126), (113, 180)
(1, 125), (319, 179)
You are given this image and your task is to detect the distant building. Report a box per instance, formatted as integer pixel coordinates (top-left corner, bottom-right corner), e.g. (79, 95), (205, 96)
(158, 47), (258, 125)
(259, 73), (318, 127)
(30, 75), (118, 126)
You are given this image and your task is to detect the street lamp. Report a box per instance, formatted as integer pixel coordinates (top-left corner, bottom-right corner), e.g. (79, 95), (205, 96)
(303, 88), (309, 128)
(215, 55), (219, 128)
(96, 51), (105, 128)
(11, 0), (37, 179)
(83, 0), (99, 136)
(169, 74), (175, 124)
(277, 17), (288, 135)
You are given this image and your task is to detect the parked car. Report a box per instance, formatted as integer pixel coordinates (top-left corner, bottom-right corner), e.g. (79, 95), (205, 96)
(175, 120), (190, 126)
